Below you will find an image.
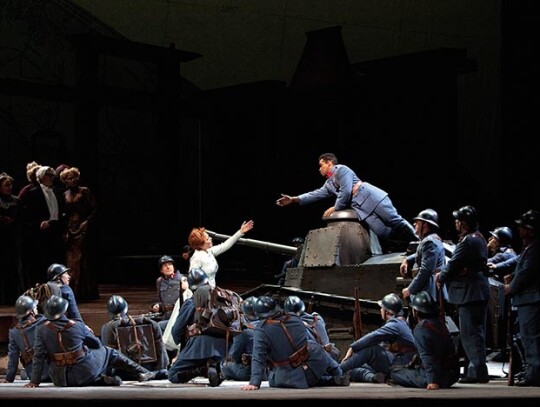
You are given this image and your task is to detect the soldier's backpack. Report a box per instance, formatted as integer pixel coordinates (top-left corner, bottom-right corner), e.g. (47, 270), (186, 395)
(22, 282), (61, 314)
(197, 286), (244, 339)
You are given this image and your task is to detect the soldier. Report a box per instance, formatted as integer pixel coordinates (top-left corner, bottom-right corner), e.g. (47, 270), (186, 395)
(241, 295), (349, 390)
(487, 226), (518, 281)
(46, 263), (82, 321)
(150, 255), (183, 332)
(24, 295), (165, 387)
(504, 209), (540, 387)
(284, 295), (340, 361)
(436, 205), (491, 384)
(339, 293), (417, 384)
(276, 152), (417, 251)
(167, 268), (228, 387)
(221, 296), (263, 381)
(0, 295), (50, 383)
(389, 291), (459, 389)
(100, 295), (169, 378)
(400, 209), (448, 315)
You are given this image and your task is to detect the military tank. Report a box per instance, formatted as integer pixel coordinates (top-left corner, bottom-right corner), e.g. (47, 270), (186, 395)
(209, 209), (505, 357)
(207, 209), (413, 350)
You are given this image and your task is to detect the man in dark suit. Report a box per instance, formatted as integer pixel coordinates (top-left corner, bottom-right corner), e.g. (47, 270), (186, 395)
(20, 166), (65, 287)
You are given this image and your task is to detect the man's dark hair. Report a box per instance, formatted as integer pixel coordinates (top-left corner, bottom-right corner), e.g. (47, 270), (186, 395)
(319, 153), (338, 164)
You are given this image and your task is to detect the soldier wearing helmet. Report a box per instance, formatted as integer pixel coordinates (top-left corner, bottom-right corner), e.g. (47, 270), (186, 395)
(0, 296), (51, 384)
(487, 226), (517, 281)
(390, 291), (459, 390)
(284, 295), (341, 361)
(504, 209), (540, 386)
(100, 295), (169, 378)
(46, 263), (82, 321)
(25, 295), (166, 388)
(221, 296), (266, 381)
(274, 237), (304, 286)
(241, 295), (349, 391)
(150, 255), (183, 332)
(400, 209), (448, 319)
(168, 268), (227, 387)
(339, 292), (416, 384)
(435, 205), (491, 384)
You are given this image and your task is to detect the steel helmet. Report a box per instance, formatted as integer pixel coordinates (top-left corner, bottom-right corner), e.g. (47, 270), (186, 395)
(44, 295), (69, 321)
(158, 255), (175, 268)
(410, 291), (437, 315)
(291, 237), (305, 246)
(284, 295), (306, 315)
(254, 296), (281, 319)
(452, 205), (478, 226)
(515, 209), (540, 231)
(107, 295), (128, 316)
(377, 293), (403, 315)
(187, 268), (209, 291)
(241, 296), (259, 321)
(47, 263), (70, 281)
(15, 295), (38, 320)
(489, 226), (513, 245)
(412, 209), (439, 229)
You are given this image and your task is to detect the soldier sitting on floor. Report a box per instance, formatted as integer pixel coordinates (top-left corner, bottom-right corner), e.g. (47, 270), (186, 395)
(100, 295), (169, 379)
(24, 295), (167, 387)
(0, 295), (51, 383)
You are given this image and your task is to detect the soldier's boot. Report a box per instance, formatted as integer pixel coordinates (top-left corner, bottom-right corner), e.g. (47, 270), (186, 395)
(206, 359), (223, 387)
(175, 366), (206, 383)
(387, 221), (418, 252)
(111, 352), (156, 382)
(94, 374), (123, 386)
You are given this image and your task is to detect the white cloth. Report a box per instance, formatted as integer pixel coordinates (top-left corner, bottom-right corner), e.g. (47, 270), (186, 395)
(162, 289), (193, 351)
(40, 184), (58, 220)
(189, 229), (244, 287)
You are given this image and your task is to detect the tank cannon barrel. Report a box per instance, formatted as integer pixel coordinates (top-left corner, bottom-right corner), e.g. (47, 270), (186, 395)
(206, 230), (298, 256)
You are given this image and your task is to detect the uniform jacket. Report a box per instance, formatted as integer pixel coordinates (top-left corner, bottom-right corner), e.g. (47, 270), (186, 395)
(31, 315), (111, 387)
(249, 313), (340, 389)
(350, 316), (416, 354)
(4, 314), (50, 382)
(298, 164), (387, 221)
(437, 230), (491, 305)
(154, 272), (181, 319)
(405, 232), (447, 302)
(509, 238), (540, 306)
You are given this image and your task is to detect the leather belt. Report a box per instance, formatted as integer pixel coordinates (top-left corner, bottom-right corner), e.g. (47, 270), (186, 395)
(352, 181), (364, 196)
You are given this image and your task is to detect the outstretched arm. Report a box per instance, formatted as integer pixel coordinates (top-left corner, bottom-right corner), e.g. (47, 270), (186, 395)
(276, 194), (299, 207)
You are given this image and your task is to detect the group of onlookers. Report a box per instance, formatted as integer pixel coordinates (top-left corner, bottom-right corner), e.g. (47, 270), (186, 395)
(0, 161), (98, 306)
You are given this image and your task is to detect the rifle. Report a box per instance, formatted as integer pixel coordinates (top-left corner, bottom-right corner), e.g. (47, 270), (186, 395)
(506, 293), (514, 386)
(353, 287), (362, 340)
(307, 294), (315, 314)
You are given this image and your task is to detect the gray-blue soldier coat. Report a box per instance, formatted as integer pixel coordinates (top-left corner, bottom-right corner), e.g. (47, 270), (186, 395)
(167, 288), (227, 383)
(507, 238), (540, 384)
(221, 319), (262, 381)
(437, 230), (491, 382)
(4, 313), (50, 382)
(390, 316), (459, 388)
(297, 163), (408, 240)
(249, 313), (343, 389)
(404, 232), (448, 303)
(31, 314), (118, 386)
(297, 311), (340, 361)
(58, 283), (83, 321)
(339, 315), (416, 382)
